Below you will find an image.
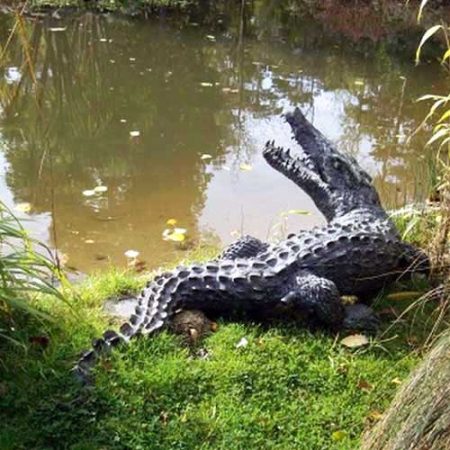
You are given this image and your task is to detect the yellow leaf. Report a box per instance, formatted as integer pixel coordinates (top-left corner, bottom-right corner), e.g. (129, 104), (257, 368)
(200, 154), (212, 160)
(169, 233), (186, 242)
(385, 291), (422, 301)
(341, 334), (369, 348)
(391, 377), (402, 385)
(239, 163), (253, 172)
(442, 48), (450, 63)
(341, 295), (358, 304)
(166, 218), (177, 226)
(438, 109), (450, 123)
(15, 202), (31, 213)
(162, 228), (187, 242)
(331, 430), (347, 441)
(94, 186), (108, 193)
(281, 209), (311, 216)
(416, 25), (443, 64)
(368, 410), (383, 421)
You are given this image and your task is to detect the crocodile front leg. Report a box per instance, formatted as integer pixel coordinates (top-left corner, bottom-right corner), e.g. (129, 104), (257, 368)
(282, 271), (380, 334)
(281, 271), (345, 329)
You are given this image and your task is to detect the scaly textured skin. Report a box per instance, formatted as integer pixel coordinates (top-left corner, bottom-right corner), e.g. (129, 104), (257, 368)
(73, 108), (429, 382)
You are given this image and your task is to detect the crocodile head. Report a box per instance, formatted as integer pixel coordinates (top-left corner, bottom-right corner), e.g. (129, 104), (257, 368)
(342, 304), (380, 335)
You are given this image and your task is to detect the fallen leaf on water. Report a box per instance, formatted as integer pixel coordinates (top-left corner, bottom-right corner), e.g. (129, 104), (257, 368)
(239, 163), (253, 172)
(205, 35), (216, 42)
(331, 430), (347, 442)
(236, 337), (248, 348)
(385, 291), (422, 301)
(162, 228), (187, 242)
(94, 186), (108, 193)
(281, 209), (310, 216)
(120, 118), (127, 123)
(15, 202), (31, 213)
(354, 79), (365, 86)
(84, 239), (95, 244)
(340, 334), (369, 348)
(129, 131), (140, 138)
(124, 249), (140, 259)
(49, 27), (67, 32)
(82, 190), (96, 197)
(200, 82), (214, 87)
(200, 154), (212, 160)
(166, 218), (177, 226)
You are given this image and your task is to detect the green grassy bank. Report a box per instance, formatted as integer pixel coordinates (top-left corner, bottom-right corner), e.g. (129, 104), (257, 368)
(0, 231), (439, 450)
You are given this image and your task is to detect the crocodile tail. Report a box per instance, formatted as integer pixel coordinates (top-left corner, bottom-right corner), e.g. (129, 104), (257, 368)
(71, 270), (185, 384)
(72, 259), (267, 384)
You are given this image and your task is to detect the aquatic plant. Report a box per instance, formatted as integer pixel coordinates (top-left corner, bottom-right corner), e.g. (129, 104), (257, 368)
(0, 201), (65, 345)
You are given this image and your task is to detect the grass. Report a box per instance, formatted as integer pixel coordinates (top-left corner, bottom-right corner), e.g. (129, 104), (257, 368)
(22, 0), (194, 13)
(0, 235), (441, 450)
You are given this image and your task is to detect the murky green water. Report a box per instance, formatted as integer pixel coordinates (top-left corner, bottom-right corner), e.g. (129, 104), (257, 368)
(0, 9), (444, 273)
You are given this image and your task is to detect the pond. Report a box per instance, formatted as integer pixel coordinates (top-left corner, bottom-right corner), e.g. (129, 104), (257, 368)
(0, 7), (444, 273)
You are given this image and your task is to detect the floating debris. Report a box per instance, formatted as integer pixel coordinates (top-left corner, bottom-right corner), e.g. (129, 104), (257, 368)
(15, 202), (31, 213)
(239, 163), (253, 172)
(124, 249), (140, 259)
(162, 228), (187, 242)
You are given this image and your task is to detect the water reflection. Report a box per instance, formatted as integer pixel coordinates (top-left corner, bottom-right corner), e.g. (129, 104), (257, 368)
(0, 11), (442, 272)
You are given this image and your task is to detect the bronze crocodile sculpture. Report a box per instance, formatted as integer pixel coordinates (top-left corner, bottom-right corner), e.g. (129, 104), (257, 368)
(73, 108), (429, 382)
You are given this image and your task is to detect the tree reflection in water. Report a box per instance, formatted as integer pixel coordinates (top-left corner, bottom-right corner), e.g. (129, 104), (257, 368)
(0, 6), (442, 271)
